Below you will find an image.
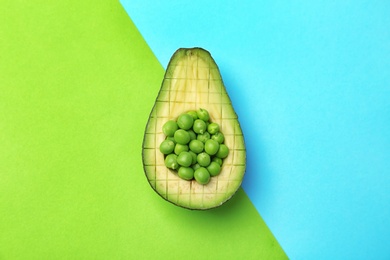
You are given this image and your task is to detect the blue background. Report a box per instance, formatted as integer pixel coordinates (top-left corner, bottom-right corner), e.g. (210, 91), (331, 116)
(121, 1), (390, 258)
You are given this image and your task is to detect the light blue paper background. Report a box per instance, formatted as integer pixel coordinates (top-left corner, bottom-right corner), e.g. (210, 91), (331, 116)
(121, 1), (390, 258)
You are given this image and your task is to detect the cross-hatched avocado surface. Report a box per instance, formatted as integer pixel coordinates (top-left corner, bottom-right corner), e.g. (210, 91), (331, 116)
(142, 48), (246, 210)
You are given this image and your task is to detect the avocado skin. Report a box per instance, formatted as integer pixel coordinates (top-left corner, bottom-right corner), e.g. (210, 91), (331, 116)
(142, 47), (246, 210)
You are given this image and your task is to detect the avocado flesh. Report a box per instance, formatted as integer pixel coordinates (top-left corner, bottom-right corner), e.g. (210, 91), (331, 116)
(142, 48), (246, 210)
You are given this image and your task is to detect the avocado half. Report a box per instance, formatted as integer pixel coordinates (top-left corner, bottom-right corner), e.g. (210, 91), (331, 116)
(142, 48), (246, 210)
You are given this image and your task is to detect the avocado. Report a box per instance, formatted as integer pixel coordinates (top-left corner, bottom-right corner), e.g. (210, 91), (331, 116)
(142, 48), (246, 210)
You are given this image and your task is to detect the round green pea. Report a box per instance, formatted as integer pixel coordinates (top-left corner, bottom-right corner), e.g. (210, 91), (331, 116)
(174, 143), (188, 155)
(162, 120), (178, 137)
(174, 129), (191, 145)
(197, 132), (210, 143)
(177, 113), (194, 130)
(188, 151), (197, 165)
(159, 140), (175, 154)
(194, 167), (210, 185)
(197, 152), (211, 167)
(192, 163), (201, 171)
(189, 139), (204, 154)
(177, 151), (193, 167)
(178, 167), (194, 180)
(207, 123), (220, 135)
(207, 161), (221, 177)
(216, 144), (229, 159)
(193, 119), (207, 134)
(212, 157), (223, 166)
(204, 139), (220, 156)
(197, 108), (210, 122)
(187, 111), (198, 120)
(187, 129), (197, 140)
(165, 154), (178, 170)
(211, 132), (224, 144)
(166, 136), (176, 144)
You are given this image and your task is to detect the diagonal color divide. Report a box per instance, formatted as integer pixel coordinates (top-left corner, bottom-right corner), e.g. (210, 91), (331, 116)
(120, 0), (390, 259)
(0, 0), (287, 259)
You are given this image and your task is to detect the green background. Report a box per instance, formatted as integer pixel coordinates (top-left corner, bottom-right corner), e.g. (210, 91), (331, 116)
(0, 1), (286, 259)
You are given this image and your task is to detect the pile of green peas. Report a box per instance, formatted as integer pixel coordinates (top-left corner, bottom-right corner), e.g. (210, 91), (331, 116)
(159, 108), (229, 185)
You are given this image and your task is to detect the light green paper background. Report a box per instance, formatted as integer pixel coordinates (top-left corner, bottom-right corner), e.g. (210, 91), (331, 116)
(0, 1), (286, 259)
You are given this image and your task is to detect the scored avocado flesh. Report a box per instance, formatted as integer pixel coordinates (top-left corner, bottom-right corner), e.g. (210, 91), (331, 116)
(142, 48), (246, 210)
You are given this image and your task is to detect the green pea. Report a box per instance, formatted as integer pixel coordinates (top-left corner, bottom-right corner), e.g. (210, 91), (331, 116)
(174, 129), (191, 145)
(193, 119), (207, 134)
(197, 108), (210, 122)
(197, 132), (210, 143)
(159, 140), (175, 154)
(188, 151), (197, 165)
(197, 152), (211, 167)
(166, 136), (176, 144)
(212, 157), (223, 166)
(177, 151), (192, 167)
(165, 154), (178, 170)
(178, 167), (194, 180)
(207, 123), (220, 135)
(187, 129), (197, 140)
(187, 110), (198, 121)
(192, 163), (201, 171)
(162, 120), (178, 137)
(177, 113), (194, 130)
(211, 132), (224, 144)
(204, 139), (220, 156)
(216, 144), (229, 159)
(189, 139), (204, 154)
(207, 161), (221, 177)
(194, 167), (210, 185)
(174, 143), (189, 155)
